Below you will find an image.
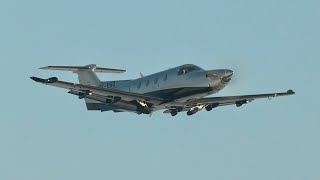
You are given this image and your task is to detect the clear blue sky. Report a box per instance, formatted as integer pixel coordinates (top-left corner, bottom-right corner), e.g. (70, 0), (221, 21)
(0, 0), (319, 180)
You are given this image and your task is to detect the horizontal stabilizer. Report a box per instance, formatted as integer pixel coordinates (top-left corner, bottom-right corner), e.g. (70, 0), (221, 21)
(39, 64), (126, 73)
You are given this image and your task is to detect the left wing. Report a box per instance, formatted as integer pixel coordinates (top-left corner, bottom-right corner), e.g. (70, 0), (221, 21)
(30, 76), (163, 105)
(164, 90), (295, 115)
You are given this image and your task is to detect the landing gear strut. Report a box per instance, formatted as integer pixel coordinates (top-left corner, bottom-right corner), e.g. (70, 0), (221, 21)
(136, 101), (152, 114)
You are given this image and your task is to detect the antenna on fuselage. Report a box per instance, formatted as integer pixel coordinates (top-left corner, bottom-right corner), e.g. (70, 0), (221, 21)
(140, 72), (144, 77)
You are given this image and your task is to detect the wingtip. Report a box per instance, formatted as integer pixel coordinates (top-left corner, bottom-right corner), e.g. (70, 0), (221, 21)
(287, 89), (295, 95)
(30, 76), (42, 82)
(39, 66), (49, 70)
(30, 76), (58, 83)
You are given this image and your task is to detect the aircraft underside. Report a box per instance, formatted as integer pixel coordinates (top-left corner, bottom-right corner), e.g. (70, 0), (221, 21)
(31, 64), (295, 116)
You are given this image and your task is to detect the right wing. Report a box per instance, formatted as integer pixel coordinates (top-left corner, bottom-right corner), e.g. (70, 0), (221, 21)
(163, 90), (295, 115)
(185, 90), (295, 106)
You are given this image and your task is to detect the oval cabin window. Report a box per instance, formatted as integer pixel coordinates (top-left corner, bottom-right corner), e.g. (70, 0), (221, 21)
(163, 74), (168, 81)
(154, 77), (159, 84)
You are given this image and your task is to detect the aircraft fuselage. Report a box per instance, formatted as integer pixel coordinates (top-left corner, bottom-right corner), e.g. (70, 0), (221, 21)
(102, 64), (233, 103)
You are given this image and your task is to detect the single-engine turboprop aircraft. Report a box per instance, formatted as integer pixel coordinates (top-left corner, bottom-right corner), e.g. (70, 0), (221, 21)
(31, 64), (295, 116)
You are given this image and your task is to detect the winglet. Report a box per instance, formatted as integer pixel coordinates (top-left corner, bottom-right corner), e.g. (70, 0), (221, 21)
(287, 89), (295, 95)
(30, 76), (58, 84)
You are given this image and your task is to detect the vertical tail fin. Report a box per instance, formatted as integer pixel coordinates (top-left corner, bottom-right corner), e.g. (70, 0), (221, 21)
(76, 64), (101, 86)
(75, 65), (102, 110)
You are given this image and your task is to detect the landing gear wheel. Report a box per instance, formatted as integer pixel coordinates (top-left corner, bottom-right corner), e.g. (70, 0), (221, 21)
(170, 110), (178, 116)
(236, 103), (242, 107)
(205, 106), (213, 111)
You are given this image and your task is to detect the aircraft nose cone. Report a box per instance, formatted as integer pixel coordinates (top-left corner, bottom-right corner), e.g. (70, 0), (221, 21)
(225, 69), (234, 77)
(221, 69), (233, 83)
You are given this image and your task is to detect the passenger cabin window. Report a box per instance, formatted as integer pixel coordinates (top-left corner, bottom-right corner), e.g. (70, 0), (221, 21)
(163, 74), (168, 81)
(137, 82), (141, 89)
(146, 80), (150, 87)
(154, 77), (159, 84)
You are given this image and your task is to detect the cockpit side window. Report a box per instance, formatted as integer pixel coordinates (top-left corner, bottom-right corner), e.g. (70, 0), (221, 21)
(186, 66), (200, 72)
(177, 65), (201, 75)
(178, 67), (188, 75)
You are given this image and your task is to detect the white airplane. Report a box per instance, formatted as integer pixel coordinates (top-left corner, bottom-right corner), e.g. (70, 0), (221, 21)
(31, 64), (295, 116)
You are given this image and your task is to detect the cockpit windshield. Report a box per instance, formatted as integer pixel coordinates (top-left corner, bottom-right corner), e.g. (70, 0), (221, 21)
(177, 65), (202, 75)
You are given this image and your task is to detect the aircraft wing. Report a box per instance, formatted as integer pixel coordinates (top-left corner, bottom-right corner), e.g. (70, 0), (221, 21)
(164, 90), (295, 115)
(185, 90), (295, 106)
(30, 76), (163, 104)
